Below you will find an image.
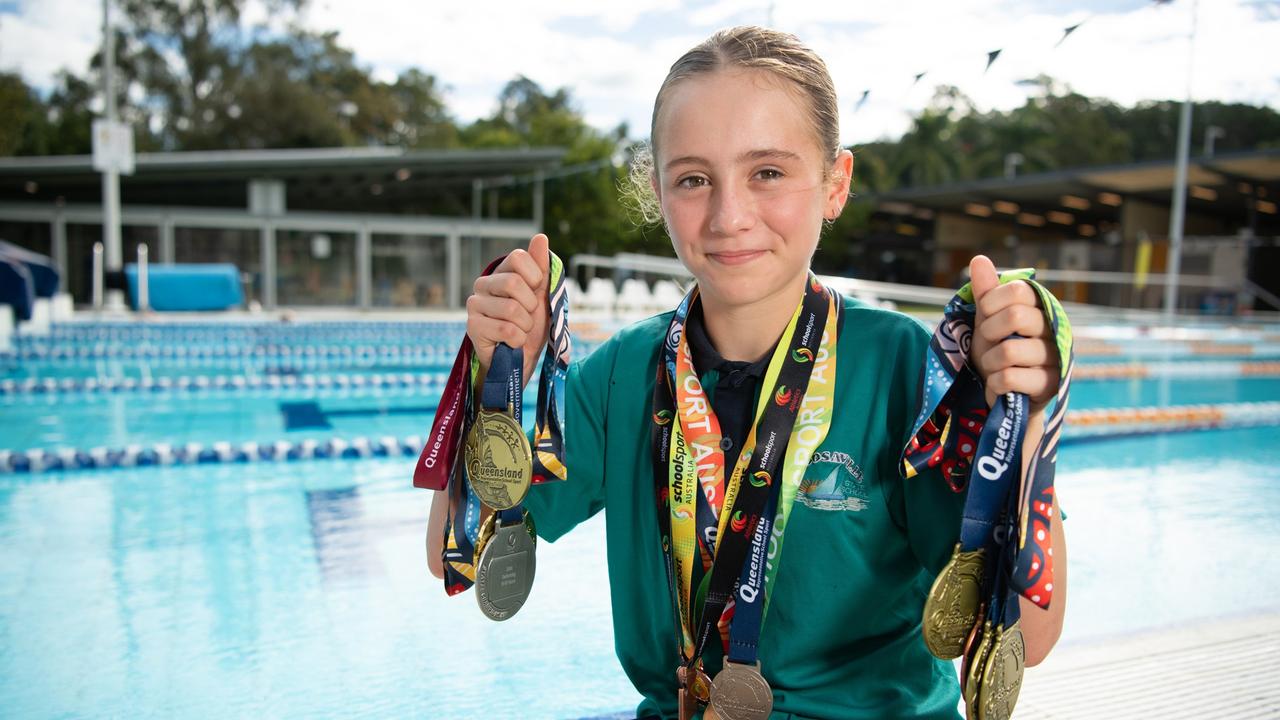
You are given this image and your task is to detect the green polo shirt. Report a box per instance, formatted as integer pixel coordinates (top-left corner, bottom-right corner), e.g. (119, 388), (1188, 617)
(523, 295), (964, 720)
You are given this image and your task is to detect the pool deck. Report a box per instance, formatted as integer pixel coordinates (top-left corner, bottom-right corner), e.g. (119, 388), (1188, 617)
(1016, 610), (1280, 718)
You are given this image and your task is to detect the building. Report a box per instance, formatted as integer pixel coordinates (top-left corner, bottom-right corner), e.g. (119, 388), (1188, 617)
(864, 148), (1280, 312)
(0, 146), (566, 309)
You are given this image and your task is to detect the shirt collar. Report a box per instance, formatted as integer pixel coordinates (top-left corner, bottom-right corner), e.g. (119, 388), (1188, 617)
(685, 302), (773, 385)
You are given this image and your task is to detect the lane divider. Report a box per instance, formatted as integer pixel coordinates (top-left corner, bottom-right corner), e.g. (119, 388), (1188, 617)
(0, 372), (452, 396)
(0, 436), (424, 473)
(3, 401), (1278, 474)
(1074, 361), (1280, 380)
(1075, 343), (1280, 358)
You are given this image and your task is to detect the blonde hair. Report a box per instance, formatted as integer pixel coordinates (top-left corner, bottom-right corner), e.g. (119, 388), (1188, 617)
(624, 26), (844, 225)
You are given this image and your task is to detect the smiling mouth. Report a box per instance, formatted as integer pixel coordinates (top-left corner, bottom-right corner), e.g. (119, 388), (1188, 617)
(707, 250), (766, 265)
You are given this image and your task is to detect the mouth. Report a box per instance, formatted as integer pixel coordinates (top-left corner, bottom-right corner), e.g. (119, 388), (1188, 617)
(706, 249), (767, 266)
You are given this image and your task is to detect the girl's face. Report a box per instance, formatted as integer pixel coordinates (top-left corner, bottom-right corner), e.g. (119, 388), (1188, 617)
(653, 69), (851, 310)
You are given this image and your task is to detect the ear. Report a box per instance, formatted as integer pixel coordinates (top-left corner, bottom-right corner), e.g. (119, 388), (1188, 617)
(825, 149), (854, 219)
(649, 169), (662, 206)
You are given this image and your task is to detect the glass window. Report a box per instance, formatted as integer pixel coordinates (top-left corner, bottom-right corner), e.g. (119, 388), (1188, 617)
(371, 233), (448, 308)
(458, 236), (523, 306)
(173, 227), (262, 305)
(276, 230), (356, 306)
(0, 221), (52, 257)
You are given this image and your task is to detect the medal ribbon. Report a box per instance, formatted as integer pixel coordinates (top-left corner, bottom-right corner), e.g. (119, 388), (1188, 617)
(426, 251), (571, 595)
(901, 268), (1073, 609)
(653, 275), (836, 668)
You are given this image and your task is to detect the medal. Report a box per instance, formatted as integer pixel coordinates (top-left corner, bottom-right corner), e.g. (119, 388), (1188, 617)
(977, 621), (1025, 720)
(463, 406), (532, 510)
(922, 544), (986, 659)
(963, 620), (993, 720)
(958, 601), (986, 695)
(474, 510), (536, 621)
(708, 661), (772, 720)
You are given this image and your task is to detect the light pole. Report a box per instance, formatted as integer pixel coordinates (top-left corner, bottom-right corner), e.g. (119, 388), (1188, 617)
(100, 0), (124, 310)
(1162, 0), (1198, 325)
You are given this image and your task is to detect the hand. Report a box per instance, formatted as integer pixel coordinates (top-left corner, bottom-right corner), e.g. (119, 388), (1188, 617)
(968, 255), (1060, 413)
(465, 233), (551, 384)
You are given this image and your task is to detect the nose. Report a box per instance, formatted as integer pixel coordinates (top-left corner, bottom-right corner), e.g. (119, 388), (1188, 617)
(707, 183), (756, 236)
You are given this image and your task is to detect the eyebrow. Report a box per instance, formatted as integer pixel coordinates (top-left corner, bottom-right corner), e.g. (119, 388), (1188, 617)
(663, 148), (803, 172)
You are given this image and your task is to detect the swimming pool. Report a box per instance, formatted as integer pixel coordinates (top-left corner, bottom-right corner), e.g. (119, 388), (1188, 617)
(2, 318), (1279, 718)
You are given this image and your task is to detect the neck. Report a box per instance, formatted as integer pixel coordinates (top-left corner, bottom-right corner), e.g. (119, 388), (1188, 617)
(699, 272), (809, 362)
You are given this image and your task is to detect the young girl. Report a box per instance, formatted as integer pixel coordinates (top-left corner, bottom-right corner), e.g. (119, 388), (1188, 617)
(429, 26), (1066, 720)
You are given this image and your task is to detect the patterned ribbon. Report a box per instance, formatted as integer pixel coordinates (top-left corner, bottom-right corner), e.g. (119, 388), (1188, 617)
(652, 275), (838, 666)
(424, 251), (571, 595)
(901, 268), (1073, 609)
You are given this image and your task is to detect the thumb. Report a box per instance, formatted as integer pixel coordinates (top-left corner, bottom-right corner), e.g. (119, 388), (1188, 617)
(969, 255), (999, 303)
(528, 233), (550, 291)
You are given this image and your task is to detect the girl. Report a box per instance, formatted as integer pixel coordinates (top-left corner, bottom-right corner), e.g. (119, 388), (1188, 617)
(430, 26), (1066, 720)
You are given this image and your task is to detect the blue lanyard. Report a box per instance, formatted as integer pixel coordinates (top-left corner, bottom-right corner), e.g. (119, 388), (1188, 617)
(726, 467), (784, 664)
(483, 343), (525, 526)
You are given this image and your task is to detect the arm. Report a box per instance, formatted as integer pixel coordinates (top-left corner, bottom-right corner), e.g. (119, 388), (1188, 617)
(967, 256), (1068, 666)
(1015, 414), (1067, 667)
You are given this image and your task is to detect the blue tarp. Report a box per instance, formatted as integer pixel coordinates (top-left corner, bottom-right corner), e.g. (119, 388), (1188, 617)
(0, 241), (59, 298)
(125, 263), (243, 311)
(0, 255), (35, 321)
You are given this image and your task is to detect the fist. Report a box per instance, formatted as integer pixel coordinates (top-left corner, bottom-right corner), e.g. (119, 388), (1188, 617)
(465, 233), (551, 383)
(968, 255), (1060, 414)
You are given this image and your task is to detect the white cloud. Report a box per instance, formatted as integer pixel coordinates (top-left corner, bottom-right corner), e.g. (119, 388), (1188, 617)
(1, 0), (1276, 147)
(0, 0), (100, 89)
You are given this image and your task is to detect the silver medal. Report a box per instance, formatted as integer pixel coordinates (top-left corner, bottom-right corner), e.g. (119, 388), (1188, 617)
(475, 515), (536, 621)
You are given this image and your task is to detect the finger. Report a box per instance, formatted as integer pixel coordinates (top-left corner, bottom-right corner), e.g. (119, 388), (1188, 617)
(466, 293), (534, 333)
(475, 272), (539, 313)
(969, 255), (1000, 304)
(977, 337), (1054, 377)
(984, 366), (1058, 404)
(527, 233), (550, 291)
(977, 281), (1039, 324)
(467, 312), (530, 350)
(978, 303), (1047, 344)
(498, 247), (544, 292)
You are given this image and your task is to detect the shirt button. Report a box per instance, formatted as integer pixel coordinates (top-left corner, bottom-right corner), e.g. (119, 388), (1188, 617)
(720, 437), (733, 451)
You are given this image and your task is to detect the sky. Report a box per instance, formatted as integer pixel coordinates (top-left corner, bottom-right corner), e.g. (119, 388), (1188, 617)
(1, 0), (1277, 145)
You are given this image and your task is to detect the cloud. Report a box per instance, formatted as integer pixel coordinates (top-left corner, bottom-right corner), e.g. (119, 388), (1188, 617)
(1, 0), (1275, 147)
(0, 0), (99, 89)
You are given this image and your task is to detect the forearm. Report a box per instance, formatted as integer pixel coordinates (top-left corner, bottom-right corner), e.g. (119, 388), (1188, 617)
(426, 487), (448, 579)
(1016, 412), (1067, 666)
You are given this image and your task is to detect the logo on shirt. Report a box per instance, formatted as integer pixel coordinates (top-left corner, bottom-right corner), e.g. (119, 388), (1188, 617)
(798, 450), (870, 512)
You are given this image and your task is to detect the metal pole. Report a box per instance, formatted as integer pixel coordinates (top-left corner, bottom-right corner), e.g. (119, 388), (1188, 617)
(1163, 0), (1197, 326)
(101, 0), (124, 310)
(137, 243), (149, 312)
(533, 169), (545, 233)
(356, 225), (371, 309)
(92, 242), (104, 310)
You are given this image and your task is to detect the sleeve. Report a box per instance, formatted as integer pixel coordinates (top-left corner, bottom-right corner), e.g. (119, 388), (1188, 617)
(521, 339), (615, 542)
(881, 316), (966, 576)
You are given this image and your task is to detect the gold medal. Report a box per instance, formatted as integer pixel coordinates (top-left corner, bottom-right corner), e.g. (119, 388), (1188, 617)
(708, 661), (772, 720)
(963, 620), (993, 720)
(676, 663), (710, 720)
(977, 621), (1025, 720)
(464, 406), (532, 510)
(922, 544), (986, 659)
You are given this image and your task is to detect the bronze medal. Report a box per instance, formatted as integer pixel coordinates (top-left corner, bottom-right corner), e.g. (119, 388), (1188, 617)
(677, 663), (708, 720)
(958, 602), (987, 696)
(708, 661), (772, 720)
(922, 544), (986, 659)
(464, 406), (532, 510)
(963, 620), (993, 720)
(474, 511), (536, 621)
(977, 621), (1025, 720)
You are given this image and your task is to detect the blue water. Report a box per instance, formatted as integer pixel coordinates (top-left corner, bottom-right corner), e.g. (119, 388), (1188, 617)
(2, 322), (1280, 718)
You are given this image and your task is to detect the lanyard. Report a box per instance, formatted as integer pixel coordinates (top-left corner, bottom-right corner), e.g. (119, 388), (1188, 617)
(428, 251), (571, 595)
(901, 267), (1074, 611)
(652, 276), (836, 668)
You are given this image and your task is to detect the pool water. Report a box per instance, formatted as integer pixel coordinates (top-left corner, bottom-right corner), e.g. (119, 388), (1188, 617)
(1, 321), (1279, 718)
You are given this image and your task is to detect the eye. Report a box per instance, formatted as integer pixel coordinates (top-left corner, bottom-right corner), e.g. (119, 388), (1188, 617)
(675, 175), (709, 189)
(755, 168), (784, 181)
